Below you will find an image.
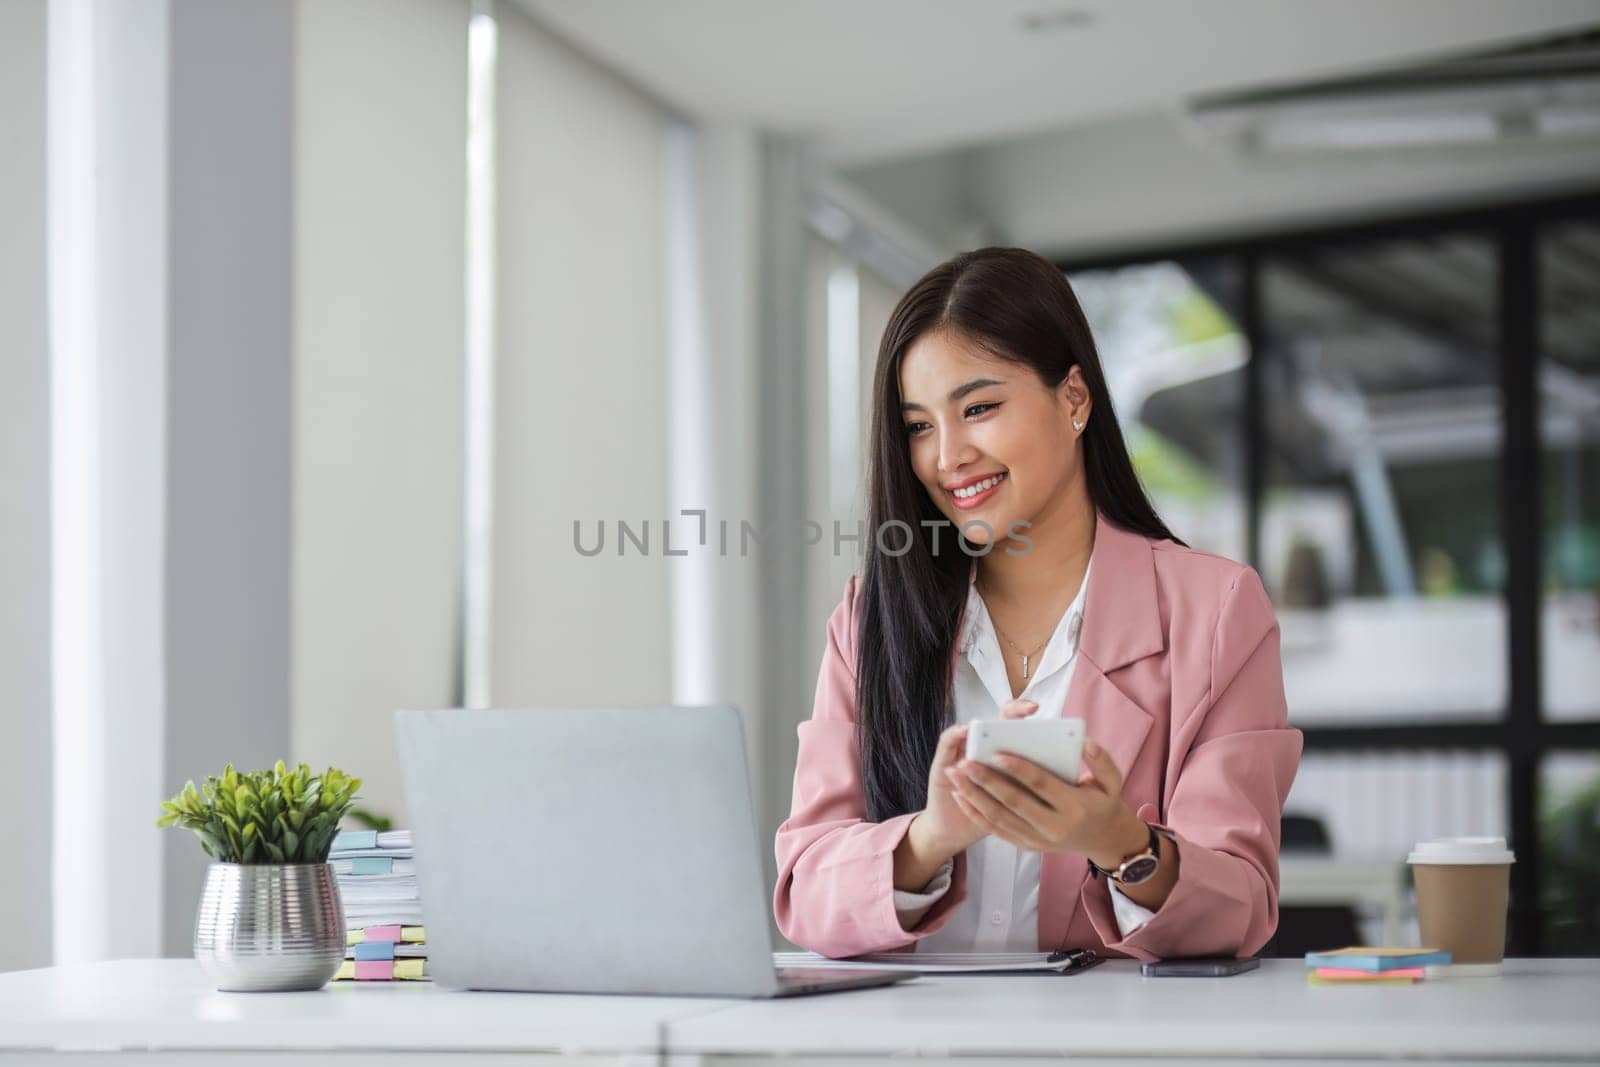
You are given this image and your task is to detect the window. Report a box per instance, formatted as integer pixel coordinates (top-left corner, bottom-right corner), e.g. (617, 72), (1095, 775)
(1059, 194), (1600, 955)
(1261, 235), (1504, 726)
(1070, 258), (1247, 560)
(1539, 220), (1600, 724)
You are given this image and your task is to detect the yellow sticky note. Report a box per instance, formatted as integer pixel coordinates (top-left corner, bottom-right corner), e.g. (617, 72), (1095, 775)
(393, 958), (427, 981)
(1307, 973), (1417, 986)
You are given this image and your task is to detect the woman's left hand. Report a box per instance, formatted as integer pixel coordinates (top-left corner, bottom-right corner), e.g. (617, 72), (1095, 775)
(946, 737), (1149, 869)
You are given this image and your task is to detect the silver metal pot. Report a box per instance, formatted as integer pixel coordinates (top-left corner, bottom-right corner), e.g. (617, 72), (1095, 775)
(193, 862), (345, 991)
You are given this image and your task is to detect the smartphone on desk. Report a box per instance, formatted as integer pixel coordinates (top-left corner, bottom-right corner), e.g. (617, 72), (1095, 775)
(1140, 957), (1260, 978)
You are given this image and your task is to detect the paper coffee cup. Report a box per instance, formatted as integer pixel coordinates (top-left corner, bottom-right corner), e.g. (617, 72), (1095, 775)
(1407, 837), (1514, 974)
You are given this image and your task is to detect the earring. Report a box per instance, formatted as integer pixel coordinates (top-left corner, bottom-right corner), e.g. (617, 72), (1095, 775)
(1072, 419), (1085, 432)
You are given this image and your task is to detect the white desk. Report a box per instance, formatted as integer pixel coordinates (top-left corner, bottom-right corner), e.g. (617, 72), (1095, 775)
(3, 958), (1598, 1065)
(669, 959), (1600, 1064)
(0, 959), (724, 1064)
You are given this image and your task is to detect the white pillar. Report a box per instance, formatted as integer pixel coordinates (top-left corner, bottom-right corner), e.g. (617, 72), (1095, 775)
(665, 120), (766, 811)
(48, 0), (172, 964)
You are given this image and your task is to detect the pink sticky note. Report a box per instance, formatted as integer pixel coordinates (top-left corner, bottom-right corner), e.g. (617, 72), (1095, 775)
(1316, 967), (1424, 979)
(362, 925), (402, 943)
(354, 961), (394, 981)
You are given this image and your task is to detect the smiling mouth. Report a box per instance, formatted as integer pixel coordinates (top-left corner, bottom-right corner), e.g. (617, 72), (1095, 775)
(948, 472), (1007, 506)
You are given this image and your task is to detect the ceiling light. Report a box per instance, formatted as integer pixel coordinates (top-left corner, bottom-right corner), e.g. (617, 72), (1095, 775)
(1538, 106), (1600, 138)
(1252, 113), (1500, 151)
(1018, 8), (1093, 33)
(1188, 28), (1600, 155)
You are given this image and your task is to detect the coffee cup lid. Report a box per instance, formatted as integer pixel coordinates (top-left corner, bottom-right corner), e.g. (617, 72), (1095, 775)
(1406, 836), (1515, 865)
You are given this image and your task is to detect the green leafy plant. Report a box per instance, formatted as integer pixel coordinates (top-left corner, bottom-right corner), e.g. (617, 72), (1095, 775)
(1542, 776), (1600, 954)
(157, 761), (362, 864)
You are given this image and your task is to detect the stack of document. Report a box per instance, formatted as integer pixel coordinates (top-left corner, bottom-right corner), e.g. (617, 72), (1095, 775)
(337, 924), (429, 982)
(330, 829), (428, 981)
(1305, 947), (1451, 984)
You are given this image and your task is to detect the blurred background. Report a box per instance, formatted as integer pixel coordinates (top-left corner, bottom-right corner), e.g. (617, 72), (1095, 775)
(2, 0), (1597, 970)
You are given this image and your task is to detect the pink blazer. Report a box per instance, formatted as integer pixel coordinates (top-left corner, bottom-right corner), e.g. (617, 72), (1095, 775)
(773, 515), (1303, 961)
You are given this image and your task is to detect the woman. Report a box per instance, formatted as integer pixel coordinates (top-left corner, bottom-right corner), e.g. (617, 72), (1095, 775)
(773, 247), (1302, 962)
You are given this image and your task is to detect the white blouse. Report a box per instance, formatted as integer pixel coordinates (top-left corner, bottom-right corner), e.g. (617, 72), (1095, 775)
(893, 558), (1155, 950)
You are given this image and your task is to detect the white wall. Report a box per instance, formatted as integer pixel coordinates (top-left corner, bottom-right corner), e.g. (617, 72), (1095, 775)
(161, 0), (295, 955)
(0, 0), (53, 974)
(753, 137), (816, 879)
(292, 0), (469, 828)
(839, 152), (987, 254)
(491, 5), (673, 706)
(790, 241), (903, 842)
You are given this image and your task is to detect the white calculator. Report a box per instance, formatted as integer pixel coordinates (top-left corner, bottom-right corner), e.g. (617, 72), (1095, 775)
(964, 716), (1086, 783)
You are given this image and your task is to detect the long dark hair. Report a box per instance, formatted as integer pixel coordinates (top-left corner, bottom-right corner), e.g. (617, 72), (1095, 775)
(857, 247), (1183, 822)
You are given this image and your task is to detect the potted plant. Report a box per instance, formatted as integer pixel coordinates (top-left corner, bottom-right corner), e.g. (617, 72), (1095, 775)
(158, 761), (362, 991)
(1542, 775), (1600, 954)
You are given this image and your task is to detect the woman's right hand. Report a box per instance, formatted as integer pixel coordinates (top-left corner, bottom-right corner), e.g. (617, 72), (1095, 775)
(896, 699), (1040, 890)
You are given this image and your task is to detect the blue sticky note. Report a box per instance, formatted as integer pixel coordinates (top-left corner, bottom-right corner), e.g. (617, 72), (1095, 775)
(351, 856), (393, 875)
(354, 941), (396, 961)
(333, 830), (378, 851)
(1305, 948), (1452, 972)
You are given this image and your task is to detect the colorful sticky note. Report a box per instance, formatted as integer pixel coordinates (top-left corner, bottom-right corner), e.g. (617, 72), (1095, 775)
(348, 924), (426, 945)
(333, 830), (378, 851)
(1304, 948), (1451, 972)
(393, 958), (426, 980)
(1315, 967), (1425, 979)
(1308, 972), (1419, 986)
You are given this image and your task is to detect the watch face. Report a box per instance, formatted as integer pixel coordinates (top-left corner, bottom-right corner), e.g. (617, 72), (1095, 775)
(1118, 855), (1160, 886)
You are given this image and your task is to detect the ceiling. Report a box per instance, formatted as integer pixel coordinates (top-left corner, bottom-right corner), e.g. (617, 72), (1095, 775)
(514, 0), (1600, 164)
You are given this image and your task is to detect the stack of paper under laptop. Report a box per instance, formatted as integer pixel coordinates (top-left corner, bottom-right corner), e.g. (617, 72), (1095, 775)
(330, 829), (428, 981)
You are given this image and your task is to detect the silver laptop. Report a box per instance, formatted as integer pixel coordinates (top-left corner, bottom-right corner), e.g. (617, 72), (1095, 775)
(394, 705), (911, 997)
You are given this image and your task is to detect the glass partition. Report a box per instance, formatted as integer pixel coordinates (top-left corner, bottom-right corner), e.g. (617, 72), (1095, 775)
(1260, 234), (1506, 726)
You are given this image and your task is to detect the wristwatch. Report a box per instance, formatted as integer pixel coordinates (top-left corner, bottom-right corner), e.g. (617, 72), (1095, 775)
(1088, 824), (1164, 886)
